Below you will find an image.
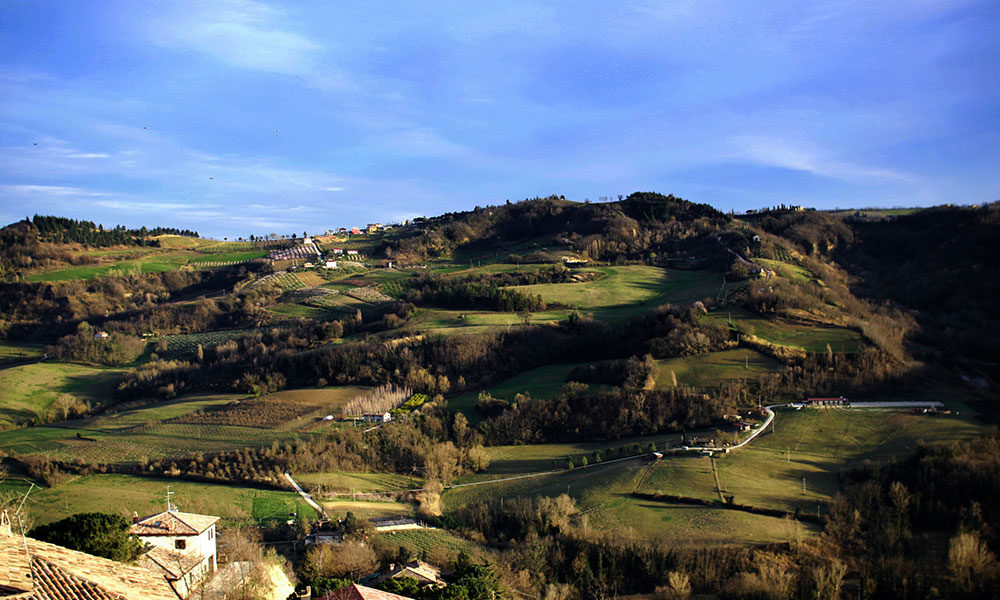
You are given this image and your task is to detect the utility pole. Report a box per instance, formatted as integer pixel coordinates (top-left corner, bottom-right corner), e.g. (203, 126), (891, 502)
(787, 448), (790, 463)
(802, 477), (806, 494)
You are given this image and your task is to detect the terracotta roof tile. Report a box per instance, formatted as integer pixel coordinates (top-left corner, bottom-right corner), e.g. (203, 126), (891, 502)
(140, 546), (206, 580)
(316, 583), (415, 600)
(0, 533), (179, 600)
(130, 511), (219, 536)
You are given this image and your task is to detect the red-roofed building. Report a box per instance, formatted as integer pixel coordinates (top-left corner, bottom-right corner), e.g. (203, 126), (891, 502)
(131, 510), (219, 598)
(317, 583), (415, 600)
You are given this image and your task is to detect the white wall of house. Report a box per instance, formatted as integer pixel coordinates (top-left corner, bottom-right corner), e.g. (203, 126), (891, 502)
(139, 525), (217, 571)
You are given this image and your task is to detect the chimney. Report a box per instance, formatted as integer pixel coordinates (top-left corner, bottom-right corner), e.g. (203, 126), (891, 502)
(1, 510), (11, 537)
(132, 511), (140, 523)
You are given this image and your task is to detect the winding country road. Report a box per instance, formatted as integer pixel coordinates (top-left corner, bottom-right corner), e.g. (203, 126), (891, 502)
(285, 405), (783, 511)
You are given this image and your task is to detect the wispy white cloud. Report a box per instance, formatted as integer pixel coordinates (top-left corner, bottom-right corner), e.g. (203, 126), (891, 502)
(1, 184), (115, 197)
(728, 135), (917, 183)
(148, 0), (322, 76)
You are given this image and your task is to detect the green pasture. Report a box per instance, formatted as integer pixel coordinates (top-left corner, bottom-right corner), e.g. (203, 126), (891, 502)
(0, 362), (124, 429)
(0, 342), (44, 361)
(442, 405), (980, 544)
(508, 267), (722, 323)
(705, 307), (865, 353)
(593, 497), (813, 547)
(755, 258), (814, 283)
(23, 244), (267, 282)
(24, 254), (191, 281)
(448, 363), (583, 422)
(455, 430), (684, 481)
(408, 308), (571, 338)
(637, 406), (984, 514)
(440, 263), (553, 278)
(653, 348), (782, 389)
(155, 235), (206, 249)
(4, 474), (310, 527)
(443, 455), (810, 545)
(189, 250), (267, 263)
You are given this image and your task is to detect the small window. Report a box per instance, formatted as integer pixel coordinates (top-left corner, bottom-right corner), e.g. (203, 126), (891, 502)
(175, 539), (186, 550)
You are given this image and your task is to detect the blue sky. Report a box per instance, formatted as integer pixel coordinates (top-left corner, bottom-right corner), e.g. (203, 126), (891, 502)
(1, 1), (997, 239)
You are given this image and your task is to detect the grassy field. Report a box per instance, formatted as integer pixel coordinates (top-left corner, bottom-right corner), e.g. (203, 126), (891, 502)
(24, 244), (272, 282)
(0, 362), (125, 429)
(0, 473), (311, 527)
(653, 348), (782, 388)
(705, 307), (865, 353)
(24, 253), (191, 281)
(755, 258), (814, 283)
(637, 406), (985, 514)
(408, 308), (572, 337)
(154, 235), (204, 249)
(448, 363), (583, 422)
(438, 404), (982, 544)
(508, 267), (722, 323)
(443, 454), (811, 545)
(189, 250), (267, 263)
(0, 342), (45, 361)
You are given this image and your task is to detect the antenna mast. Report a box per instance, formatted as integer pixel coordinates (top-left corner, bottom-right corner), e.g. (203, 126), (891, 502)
(166, 486), (176, 512)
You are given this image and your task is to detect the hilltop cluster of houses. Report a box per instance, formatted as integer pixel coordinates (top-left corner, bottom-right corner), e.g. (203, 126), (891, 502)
(321, 222), (406, 238)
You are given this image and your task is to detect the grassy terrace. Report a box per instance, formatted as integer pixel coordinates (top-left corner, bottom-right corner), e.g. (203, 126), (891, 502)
(508, 266), (723, 323)
(0, 341), (45, 361)
(0, 473), (311, 527)
(705, 307), (865, 353)
(0, 362), (125, 429)
(448, 363), (583, 422)
(653, 348), (782, 388)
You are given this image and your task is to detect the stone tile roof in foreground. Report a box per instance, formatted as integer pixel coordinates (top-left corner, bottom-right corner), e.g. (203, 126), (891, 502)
(0, 529), (178, 600)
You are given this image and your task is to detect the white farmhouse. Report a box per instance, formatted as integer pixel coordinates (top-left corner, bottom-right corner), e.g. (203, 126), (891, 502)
(131, 510), (220, 599)
(362, 412), (392, 423)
